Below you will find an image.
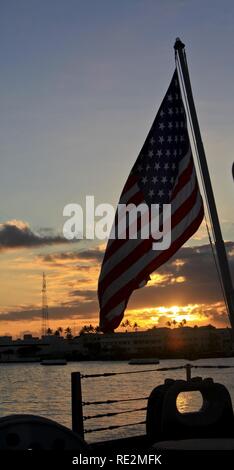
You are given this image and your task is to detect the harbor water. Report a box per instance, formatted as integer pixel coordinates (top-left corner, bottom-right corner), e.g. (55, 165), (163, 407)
(0, 358), (234, 442)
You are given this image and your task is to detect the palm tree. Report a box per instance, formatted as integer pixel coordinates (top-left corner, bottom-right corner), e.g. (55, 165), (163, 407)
(65, 327), (73, 340)
(166, 321), (171, 328)
(79, 325), (89, 335)
(85, 324), (94, 333)
(121, 321), (126, 330)
(79, 326), (86, 335)
(94, 325), (101, 333)
(172, 319), (177, 328)
(79, 324), (95, 335)
(54, 326), (63, 337)
(124, 319), (131, 332)
(133, 322), (139, 332)
(46, 328), (53, 336)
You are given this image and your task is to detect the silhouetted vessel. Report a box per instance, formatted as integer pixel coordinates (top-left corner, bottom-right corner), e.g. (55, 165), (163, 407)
(40, 359), (67, 366)
(128, 358), (159, 365)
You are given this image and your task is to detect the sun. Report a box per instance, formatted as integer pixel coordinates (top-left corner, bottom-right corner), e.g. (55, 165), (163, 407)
(170, 305), (180, 315)
(150, 305), (198, 325)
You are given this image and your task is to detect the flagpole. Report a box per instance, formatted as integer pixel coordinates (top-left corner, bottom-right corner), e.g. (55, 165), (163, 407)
(174, 38), (234, 331)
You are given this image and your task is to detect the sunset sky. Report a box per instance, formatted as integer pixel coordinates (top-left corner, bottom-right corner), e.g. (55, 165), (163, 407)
(1, 0), (234, 337)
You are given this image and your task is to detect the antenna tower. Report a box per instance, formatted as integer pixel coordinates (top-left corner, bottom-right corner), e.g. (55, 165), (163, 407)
(42, 272), (49, 337)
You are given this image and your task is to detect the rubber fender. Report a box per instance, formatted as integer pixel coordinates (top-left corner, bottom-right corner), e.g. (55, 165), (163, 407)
(161, 378), (234, 440)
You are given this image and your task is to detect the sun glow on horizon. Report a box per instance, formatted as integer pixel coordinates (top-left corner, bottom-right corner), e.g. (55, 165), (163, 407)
(150, 304), (202, 325)
(123, 303), (214, 330)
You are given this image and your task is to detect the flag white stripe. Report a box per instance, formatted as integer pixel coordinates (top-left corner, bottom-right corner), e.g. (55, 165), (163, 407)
(102, 301), (126, 326)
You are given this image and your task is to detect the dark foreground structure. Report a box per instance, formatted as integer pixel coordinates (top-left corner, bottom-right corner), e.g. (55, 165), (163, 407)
(0, 368), (234, 457)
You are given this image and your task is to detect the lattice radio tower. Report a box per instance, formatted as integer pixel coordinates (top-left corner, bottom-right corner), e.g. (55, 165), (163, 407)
(42, 272), (49, 337)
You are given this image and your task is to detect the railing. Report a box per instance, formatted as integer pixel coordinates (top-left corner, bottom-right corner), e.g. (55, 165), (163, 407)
(71, 363), (234, 440)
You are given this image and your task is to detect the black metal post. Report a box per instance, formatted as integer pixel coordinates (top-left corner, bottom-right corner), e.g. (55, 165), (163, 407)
(186, 363), (191, 381)
(174, 38), (234, 331)
(71, 372), (84, 439)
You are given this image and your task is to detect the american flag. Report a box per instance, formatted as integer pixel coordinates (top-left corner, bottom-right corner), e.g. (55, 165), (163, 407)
(98, 69), (204, 332)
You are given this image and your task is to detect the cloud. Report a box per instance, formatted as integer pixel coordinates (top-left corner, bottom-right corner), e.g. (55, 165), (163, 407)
(69, 289), (97, 300)
(0, 220), (69, 252)
(128, 241), (234, 310)
(0, 301), (98, 323)
(42, 247), (104, 264)
(38, 241), (234, 312)
(1, 240), (234, 328)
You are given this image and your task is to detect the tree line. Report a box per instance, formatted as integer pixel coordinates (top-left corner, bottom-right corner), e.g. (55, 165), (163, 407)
(46, 318), (205, 339)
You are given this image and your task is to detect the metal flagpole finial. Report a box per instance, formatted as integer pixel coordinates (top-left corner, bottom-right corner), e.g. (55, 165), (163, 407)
(174, 37), (185, 51)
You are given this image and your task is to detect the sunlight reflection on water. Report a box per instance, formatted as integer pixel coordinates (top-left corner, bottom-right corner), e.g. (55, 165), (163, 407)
(176, 391), (203, 413)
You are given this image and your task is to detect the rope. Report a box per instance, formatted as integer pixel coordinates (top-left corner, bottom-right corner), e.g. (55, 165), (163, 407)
(157, 365), (185, 371)
(81, 365), (185, 379)
(81, 364), (234, 379)
(83, 407), (147, 421)
(84, 421), (146, 434)
(83, 397), (147, 406)
(205, 214), (228, 312)
(191, 364), (234, 369)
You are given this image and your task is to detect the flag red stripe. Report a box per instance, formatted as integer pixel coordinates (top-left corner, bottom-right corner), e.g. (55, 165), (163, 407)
(172, 158), (193, 199)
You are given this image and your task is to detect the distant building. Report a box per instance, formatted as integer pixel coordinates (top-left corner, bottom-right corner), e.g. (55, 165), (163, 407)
(0, 327), (233, 362)
(76, 327), (233, 359)
(0, 336), (12, 345)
